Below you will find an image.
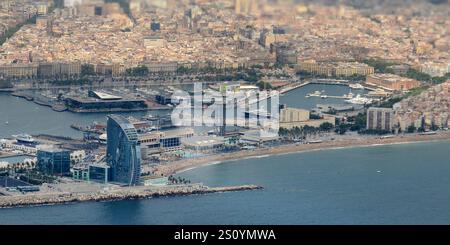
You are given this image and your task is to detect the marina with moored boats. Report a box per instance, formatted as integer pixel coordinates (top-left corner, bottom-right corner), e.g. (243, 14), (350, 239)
(305, 89), (376, 105)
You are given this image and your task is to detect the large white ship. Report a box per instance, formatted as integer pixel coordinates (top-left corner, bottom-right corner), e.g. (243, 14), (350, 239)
(12, 134), (35, 144)
(349, 83), (365, 90)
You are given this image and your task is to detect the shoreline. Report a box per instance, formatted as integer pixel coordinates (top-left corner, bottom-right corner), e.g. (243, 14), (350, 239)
(155, 131), (450, 176)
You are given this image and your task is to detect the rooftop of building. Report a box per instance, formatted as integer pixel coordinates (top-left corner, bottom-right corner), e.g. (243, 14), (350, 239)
(65, 95), (145, 103)
(37, 146), (70, 153)
(107, 115), (139, 141)
(368, 107), (394, 112)
(90, 91), (122, 100)
(368, 73), (419, 82)
(139, 127), (194, 139)
(182, 135), (226, 147)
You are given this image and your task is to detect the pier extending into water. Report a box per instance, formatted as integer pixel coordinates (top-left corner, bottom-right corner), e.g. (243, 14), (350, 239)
(279, 78), (370, 95)
(0, 184), (263, 208)
(279, 81), (310, 94)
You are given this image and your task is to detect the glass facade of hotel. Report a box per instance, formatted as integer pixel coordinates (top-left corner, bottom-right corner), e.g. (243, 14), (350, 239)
(37, 149), (71, 176)
(89, 165), (110, 184)
(160, 137), (181, 148)
(107, 115), (141, 186)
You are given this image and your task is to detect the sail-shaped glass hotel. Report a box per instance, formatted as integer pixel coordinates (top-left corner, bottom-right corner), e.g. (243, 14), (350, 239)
(106, 115), (141, 186)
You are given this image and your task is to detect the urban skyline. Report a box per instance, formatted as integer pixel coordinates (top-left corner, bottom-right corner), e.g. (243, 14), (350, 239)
(1, 0), (450, 234)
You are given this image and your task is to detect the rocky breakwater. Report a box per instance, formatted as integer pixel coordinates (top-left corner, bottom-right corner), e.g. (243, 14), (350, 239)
(0, 184), (263, 208)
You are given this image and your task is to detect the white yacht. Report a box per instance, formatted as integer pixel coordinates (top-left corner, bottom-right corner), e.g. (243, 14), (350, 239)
(349, 83), (364, 90)
(306, 91), (322, 97)
(345, 94), (373, 105)
(343, 92), (354, 99)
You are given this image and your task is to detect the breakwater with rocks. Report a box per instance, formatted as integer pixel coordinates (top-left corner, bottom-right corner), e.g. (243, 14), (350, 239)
(0, 184), (263, 208)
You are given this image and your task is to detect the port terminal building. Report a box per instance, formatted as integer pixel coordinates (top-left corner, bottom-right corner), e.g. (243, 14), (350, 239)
(182, 136), (226, 152)
(65, 90), (148, 112)
(139, 128), (194, 159)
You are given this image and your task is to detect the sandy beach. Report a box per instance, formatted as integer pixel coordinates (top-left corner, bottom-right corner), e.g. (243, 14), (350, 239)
(154, 131), (450, 176)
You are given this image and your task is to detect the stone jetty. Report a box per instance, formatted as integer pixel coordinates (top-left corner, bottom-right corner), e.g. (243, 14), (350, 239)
(0, 184), (263, 208)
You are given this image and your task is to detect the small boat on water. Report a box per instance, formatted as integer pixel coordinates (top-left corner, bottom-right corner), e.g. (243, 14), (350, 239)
(343, 92), (354, 99)
(5, 121), (8, 125)
(142, 114), (159, 121)
(306, 91), (322, 97)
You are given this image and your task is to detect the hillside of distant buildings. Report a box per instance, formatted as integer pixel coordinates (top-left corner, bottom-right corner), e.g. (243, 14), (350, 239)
(395, 81), (450, 130)
(0, 1), (54, 41)
(365, 80), (450, 133)
(0, 0), (449, 79)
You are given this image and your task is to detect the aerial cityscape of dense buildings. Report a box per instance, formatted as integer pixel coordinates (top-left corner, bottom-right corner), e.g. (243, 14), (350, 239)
(395, 81), (450, 130)
(2, 0), (450, 230)
(0, 1), (49, 39)
(0, 0), (449, 79)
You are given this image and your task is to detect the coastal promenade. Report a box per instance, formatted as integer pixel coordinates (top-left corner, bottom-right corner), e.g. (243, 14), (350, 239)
(279, 81), (310, 94)
(0, 184), (262, 208)
(154, 131), (450, 176)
